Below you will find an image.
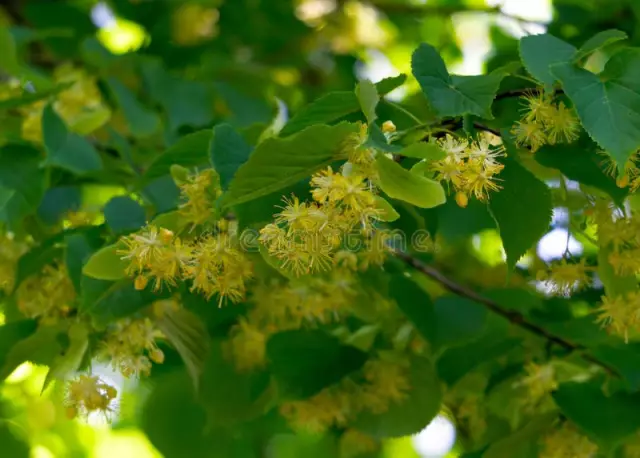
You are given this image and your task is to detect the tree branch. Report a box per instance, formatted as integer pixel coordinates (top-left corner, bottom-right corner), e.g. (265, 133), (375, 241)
(393, 250), (619, 377)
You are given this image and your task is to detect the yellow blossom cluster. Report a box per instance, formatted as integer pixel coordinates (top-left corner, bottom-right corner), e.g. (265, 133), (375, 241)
(20, 64), (109, 143)
(259, 166), (388, 277)
(601, 151), (640, 191)
(451, 395), (487, 443)
(539, 422), (598, 458)
(226, 272), (358, 371)
(430, 134), (505, 207)
(536, 258), (592, 296)
(99, 317), (165, 378)
(118, 225), (253, 304)
(339, 429), (379, 458)
(511, 91), (581, 152)
(172, 3), (219, 46)
(65, 375), (118, 420)
(17, 264), (76, 322)
(280, 357), (410, 433)
(516, 362), (557, 412)
(595, 292), (640, 343)
(178, 169), (220, 227)
(0, 233), (28, 293)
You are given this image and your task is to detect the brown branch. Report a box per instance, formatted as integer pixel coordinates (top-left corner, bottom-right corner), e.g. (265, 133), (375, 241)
(393, 250), (619, 377)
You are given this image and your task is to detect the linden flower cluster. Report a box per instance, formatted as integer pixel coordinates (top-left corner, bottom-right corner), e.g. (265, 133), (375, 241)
(227, 272), (358, 371)
(430, 134), (505, 207)
(339, 429), (378, 458)
(536, 258), (592, 296)
(100, 317), (165, 378)
(259, 166), (386, 277)
(539, 422), (598, 458)
(516, 362), (557, 412)
(17, 264), (76, 322)
(595, 292), (640, 343)
(118, 225), (253, 304)
(0, 233), (29, 293)
(511, 91), (581, 152)
(65, 375), (118, 420)
(20, 64), (109, 143)
(178, 169), (220, 227)
(280, 357), (410, 433)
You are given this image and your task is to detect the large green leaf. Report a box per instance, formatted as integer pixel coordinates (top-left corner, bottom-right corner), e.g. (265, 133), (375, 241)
(353, 356), (442, 438)
(143, 130), (212, 183)
(209, 123), (252, 191)
(519, 34), (576, 86)
(103, 196), (146, 234)
(551, 49), (640, 169)
(390, 274), (436, 343)
(198, 341), (272, 424)
(41, 104), (103, 174)
(432, 296), (487, 350)
(489, 158), (552, 269)
(0, 324), (64, 379)
(0, 320), (38, 378)
(356, 79), (379, 124)
(280, 76), (406, 136)
(82, 242), (128, 281)
(535, 141), (627, 204)
(0, 144), (46, 227)
(266, 329), (367, 399)
(573, 29), (628, 62)
(411, 43), (505, 119)
(376, 154), (446, 209)
(107, 77), (159, 138)
(220, 123), (359, 208)
(553, 382), (640, 448)
(65, 232), (99, 294)
(483, 413), (556, 458)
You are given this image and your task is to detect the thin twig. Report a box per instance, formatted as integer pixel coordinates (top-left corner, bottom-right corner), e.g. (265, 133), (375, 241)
(393, 250), (619, 377)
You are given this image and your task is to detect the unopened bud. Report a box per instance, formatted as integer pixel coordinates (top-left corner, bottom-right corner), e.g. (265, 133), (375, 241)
(616, 174), (629, 188)
(65, 406), (78, 420)
(382, 120), (396, 133)
(134, 275), (148, 291)
(455, 192), (468, 208)
(159, 228), (174, 243)
(149, 348), (165, 364)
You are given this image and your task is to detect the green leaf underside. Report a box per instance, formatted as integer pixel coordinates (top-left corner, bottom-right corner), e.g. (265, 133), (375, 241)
(489, 158), (552, 269)
(573, 29), (628, 62)
(209, 123), (252, 191)
(411, 43), (505, 119)
(355, 79), (379, 124)
(519, 34), (577, 86)
(551, 49), (640, 169)
(143, 130), (212, 183)
(220, 122), (359, 208)
(376, 154), (446, 209)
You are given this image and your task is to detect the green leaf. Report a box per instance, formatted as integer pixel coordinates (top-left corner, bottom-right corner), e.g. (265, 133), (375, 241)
(489, 158), (552, 269)
(12, 235), (64, 292)
(280, 76), (405, 137)
(0, 423), (29, 458)
(198, 341), (272, 424)
(400, 142), (446, 161)
(519, 34), (576, 86)
(266, 329), (367, 399)
(65, 232), (98, 294)
(376, 154), (446, 209)
(553, 382), (640, 448)
(0, 144), (46, 227)
(37, 186), (81, 225)
(356, 79), (379, 124)
(353, 356), (442, 438)
(535, 142), (627, 204)
(573, 29), (628, 62)
(209, 124), (252, 191)
(143, 130), (212, 183)
(0, 26), (20, 73)
(551, 50), (640, 169)
(0, 83), (71, 111)
(41, 104), (103, 174)
(0, 323), (63, 379)
(156, 307), (210, 391)
(372, 196), (400, 222)
(483, 413), (556, 458)
(390, 274), (436, 343)
(411, 43), (505, 119)
(82, 242), (128, 281)
(104, 196), (146, 234)
(598, 244), (637, 299)
(220, 122), (359, 208)
(0, 320), (38, 378)
(433, 296), (487, 350)
(591, 344), (640, 392)
(43, 323), (89, 392)
(151, 210), (188, 234)
(107, 77), (159, 138)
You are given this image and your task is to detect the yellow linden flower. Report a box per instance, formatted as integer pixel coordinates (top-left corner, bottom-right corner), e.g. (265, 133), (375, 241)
(66, 375), (118, 419)
(100, 317), (164, 377)
(0, 233), (29, 293)
(172, 3), (219, 46)
(280, 385), (352, 433)
(340, 429), (378, 458)
(227, 318), (268, 371)
(545, 102), (581, 145)
(596, 292), (640, 343)
(520, 90), (556, 125)
(536, 258), (592, 296)
(511, 120), (547, 152)
(178, 169), (220, 227)
(540, 422), (598, 458)
(358, 358), (410, 414)
(17, 264), (75, 322)
(608, 248), (640, 276)
(516, 362), (557, 412)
